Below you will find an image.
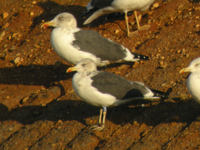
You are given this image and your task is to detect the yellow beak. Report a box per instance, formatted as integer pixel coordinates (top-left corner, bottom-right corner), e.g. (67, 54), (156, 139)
(66, 66), (77, 73)
(41, 21), (55, 29)
(179, 67), (191, 74)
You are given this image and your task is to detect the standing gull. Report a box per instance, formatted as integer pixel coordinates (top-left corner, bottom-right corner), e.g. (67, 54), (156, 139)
(180, 57), (200, 103)
(41, 12), (149, 66)
(67, 58), (168, 130)
(83, 0), (155, 36)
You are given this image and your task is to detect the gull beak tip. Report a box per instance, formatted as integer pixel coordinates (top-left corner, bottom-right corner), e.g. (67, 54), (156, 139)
(179, 67), (191, 74)
(179, 69), (185, 74)
(66, 67), (76, 73)
(66, 68), (72, 73)
(41, 21), (54, 29)
(41, 22), (49, 29)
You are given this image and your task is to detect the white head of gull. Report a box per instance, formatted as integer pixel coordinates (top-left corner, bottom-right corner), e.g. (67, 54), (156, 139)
(84, 0), (156, 36)
(42, 13), (77, 29)
(41, 12), (149, 67)
(180, 57), (200, 103)
(67, 58), (166, 130)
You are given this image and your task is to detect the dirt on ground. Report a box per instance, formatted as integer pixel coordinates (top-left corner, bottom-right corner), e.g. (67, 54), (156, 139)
(0, 0), (200, 149)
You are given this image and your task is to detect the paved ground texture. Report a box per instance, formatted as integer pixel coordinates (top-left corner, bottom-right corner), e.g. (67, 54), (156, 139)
(0, 0), (200, 149)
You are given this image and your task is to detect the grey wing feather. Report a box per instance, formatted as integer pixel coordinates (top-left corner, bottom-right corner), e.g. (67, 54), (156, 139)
(91, 72), (150, 99)
(73, 30), (126, 61)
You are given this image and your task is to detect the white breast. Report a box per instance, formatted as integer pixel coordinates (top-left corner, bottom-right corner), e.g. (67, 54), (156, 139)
(72, 73), (117, 107)
(187, 73), (200, 103)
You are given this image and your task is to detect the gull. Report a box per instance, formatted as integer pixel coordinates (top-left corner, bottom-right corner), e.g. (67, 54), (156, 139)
(83, 0), (155, 36)
(180, 57), (200, 103)
(67, 58), (168, 130)
(41, 12), (149, 66)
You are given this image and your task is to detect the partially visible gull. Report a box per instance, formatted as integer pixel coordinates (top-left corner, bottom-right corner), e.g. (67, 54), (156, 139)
(180, 57), (200, 103)
(83, 0), (155, 36)
(67, 58), (168, 130)
(41, 12), (149, 66)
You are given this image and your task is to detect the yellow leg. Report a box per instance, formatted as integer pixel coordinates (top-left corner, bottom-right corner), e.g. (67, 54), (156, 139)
(124, 11), (130, 36)
(134, 11), (141, 30)
(98, 108), (103, 125)
(90, 107), (107, 131)
(134, 11), (150, 32)
(101, 110), (107, 128)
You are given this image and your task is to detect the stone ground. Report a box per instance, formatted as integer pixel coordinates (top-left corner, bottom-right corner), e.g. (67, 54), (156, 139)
(0, 0), (200, 149)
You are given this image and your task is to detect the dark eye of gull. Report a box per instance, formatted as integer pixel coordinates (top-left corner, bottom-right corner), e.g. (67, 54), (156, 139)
(195, 63), (200, 67)
(81, 63), (86, 67)
(58, 15), (65, 22)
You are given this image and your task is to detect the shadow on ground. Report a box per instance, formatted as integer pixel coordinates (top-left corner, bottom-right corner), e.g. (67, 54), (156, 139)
(0, 63), (72, 86)
(31, 0), (86, 30)
(0, 98), (199, 127)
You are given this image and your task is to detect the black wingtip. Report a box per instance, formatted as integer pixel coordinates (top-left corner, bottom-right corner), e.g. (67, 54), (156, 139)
(132, 53), (149, 61)
(153, 88), (172, 100)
